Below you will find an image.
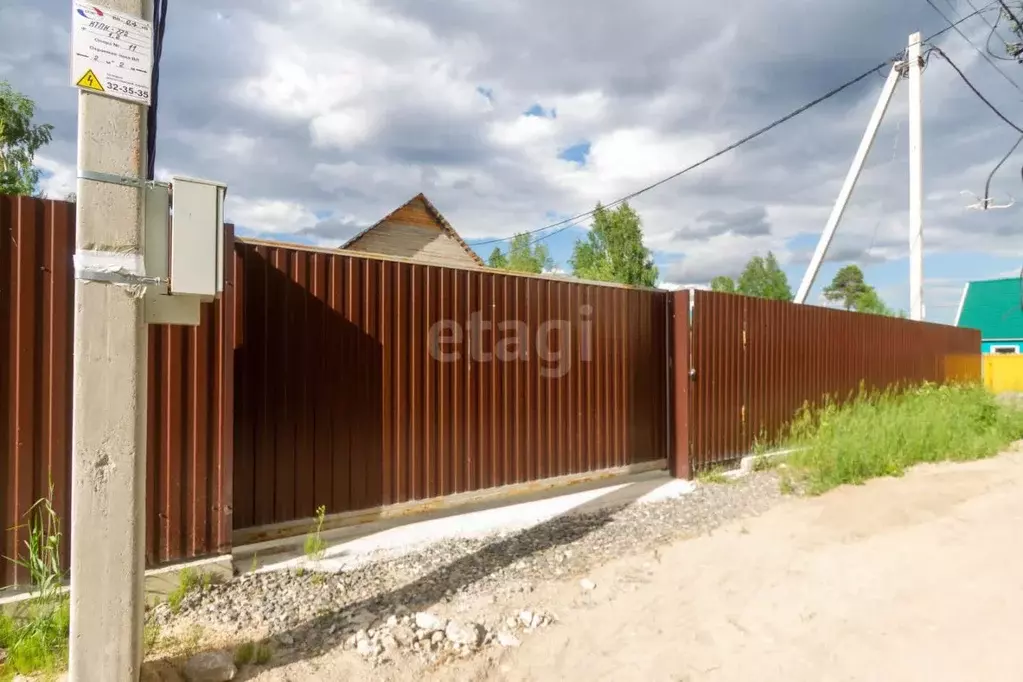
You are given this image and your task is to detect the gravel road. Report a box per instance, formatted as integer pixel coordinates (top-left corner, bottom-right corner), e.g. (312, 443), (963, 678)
(146, 469), (784, 678)
(147, 448), (1023, 681)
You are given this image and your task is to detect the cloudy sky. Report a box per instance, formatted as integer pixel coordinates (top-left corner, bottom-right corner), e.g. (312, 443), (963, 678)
(3, 0), (1023, 321)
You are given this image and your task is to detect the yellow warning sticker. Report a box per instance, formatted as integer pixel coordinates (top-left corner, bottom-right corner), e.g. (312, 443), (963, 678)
(75, 69), (104, 92)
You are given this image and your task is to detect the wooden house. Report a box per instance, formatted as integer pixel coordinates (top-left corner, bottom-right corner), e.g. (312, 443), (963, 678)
(341, 193), (484, 269)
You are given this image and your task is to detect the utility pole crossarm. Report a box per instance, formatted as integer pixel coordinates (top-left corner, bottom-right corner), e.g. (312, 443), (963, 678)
(794, 61), (903, 305)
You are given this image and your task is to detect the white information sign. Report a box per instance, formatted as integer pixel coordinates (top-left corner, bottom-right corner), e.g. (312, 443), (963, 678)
(70, 2), (153, 105)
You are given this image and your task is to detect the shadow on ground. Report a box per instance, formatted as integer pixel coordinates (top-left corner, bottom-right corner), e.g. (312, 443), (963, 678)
(180, 473), (671, 674)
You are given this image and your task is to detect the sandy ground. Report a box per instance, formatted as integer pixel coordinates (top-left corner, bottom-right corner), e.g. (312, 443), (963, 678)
(253, 450), (1023, 681)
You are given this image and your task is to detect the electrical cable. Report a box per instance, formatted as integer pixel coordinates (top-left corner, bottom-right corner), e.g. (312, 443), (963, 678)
(976, 2), (1020, 59)
(923, 0), (1023, 94)
(865, 118), (903, 258)
(982, 133), (1023, 204)
(146, 0), (169, 181)
(928, 45), (1023, 132)
(470, 63), (889, 249)
(470, 2), (1000, 248)
(998, 0), (1023, 28)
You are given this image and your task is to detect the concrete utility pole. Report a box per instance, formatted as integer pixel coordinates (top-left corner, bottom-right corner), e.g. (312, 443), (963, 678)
(793, 61), (903, 304)
(69, 0), (152, 678)
(908, 31), (925, 321)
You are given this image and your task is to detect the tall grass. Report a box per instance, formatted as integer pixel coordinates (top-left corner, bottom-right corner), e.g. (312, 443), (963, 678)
(781, 383), (1023, 495)
(1, 486), (70, 680)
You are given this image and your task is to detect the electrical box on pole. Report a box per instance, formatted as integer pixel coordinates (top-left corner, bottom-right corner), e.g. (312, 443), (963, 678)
(143, 177), (227, 326)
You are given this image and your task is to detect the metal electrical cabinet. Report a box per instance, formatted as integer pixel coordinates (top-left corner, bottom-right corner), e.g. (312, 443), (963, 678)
(144, 176), (227, 326)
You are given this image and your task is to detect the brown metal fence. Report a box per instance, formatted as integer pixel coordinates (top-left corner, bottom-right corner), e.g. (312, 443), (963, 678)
(3, 196), (987, 584)
(0, 196), (233, 586)
(679, 290), (981, 471)
(232, 240), (671, 532)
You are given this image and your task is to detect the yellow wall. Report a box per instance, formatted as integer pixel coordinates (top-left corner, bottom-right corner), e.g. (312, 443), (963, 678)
(983, 354), (1023, 393)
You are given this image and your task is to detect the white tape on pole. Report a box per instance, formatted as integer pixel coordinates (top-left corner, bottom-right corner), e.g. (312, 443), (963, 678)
(73, 250), (162, 287)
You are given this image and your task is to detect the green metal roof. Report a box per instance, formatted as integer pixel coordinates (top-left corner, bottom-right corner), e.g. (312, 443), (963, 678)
(956, 277), (1023, 340)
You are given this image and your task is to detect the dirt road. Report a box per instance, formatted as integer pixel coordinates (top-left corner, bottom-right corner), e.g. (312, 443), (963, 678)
(476, 450), (1023, 681)
(249, 450), (1023, 681)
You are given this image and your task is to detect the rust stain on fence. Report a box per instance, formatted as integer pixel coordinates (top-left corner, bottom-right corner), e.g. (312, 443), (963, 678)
(231, 240), (671, 530)
(1, 196), (233, 587)
(686, 290), (982, 470)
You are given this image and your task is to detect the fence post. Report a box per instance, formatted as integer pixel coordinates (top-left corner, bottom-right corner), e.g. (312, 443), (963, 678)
(671, 290), (692, 479)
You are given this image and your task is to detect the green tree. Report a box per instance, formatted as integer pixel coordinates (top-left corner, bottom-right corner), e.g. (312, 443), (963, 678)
(823, 264), (898, 316)
(822, 265), (871, 310)
(487, 233), (553, 274)
(710, 275), (737, 293)
(0, 81), (53, 196)
(735, 251), (792, 301)
(710, 252), (793, 300)
(570, 202), (658, 286)
(487, 246), (508, 269)
(852, 288), (893, 316)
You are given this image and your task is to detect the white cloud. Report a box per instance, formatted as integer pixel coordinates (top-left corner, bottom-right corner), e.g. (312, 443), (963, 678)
(35, 155), (75, 199)
(227, 197), (318, 235)
(5, 0), (1023, 304)
(311, 109), (378, 149)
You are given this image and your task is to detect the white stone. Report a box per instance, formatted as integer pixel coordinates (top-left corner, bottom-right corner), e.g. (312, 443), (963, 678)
(518, 610), (534, 628)
(414, 611), (446, 632)
(497, 631), (521, 648)
(356, 638), (382, 658)
(445, 620), (484, 648)
(183, 651), (237, 682)
(385, 615), (399, 627)
(580, 578), (597, 591)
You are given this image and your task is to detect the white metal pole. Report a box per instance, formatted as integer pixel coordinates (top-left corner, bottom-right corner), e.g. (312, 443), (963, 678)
(69, 0), (151, 678)
(794, 63), (903, 304)
(908, 31), (925, 320)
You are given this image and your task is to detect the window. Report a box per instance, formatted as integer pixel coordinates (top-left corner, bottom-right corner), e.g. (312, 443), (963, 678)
(991, 345), (1020, 355)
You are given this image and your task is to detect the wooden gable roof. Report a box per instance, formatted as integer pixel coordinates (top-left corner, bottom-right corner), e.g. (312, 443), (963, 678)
(340, 193), (484, 267)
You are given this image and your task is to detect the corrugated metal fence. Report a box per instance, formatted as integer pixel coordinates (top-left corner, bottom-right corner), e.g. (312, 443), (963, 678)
(232, 240), (670, 533)
(0, 196), (233, 586)
(2, 194), (986, 586)
(673, 290), (981, 473)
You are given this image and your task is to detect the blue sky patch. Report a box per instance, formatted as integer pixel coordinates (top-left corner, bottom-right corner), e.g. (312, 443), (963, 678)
(559, 141), (591, 164)
(524, 103), (556, 118)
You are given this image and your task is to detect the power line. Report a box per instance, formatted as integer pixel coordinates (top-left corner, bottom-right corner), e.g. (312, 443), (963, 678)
(962, 0), (1023, 59)
(983, 132), (1023, 201)
(474, 64), (890, 249)
(470, 2), (1000, 248)
(997, 0), (1023, 28)
(981, 8), (1019, 61)
(929, 45), (1023, 132)
(922, 0), (1023, 94)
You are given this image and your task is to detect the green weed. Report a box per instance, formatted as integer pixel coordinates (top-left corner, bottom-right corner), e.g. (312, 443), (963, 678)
(143, 621), (161, 655)
(780, 383), (1023, 495)
(234, 640), (272, 667)
(695, 467), (731, 485)
(0, 486), (70, 679)
(234, 641), (255, 666)
(167, 568), (214, 614)
(254, 642), (272, 664)
(303, 505), (328, 561)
